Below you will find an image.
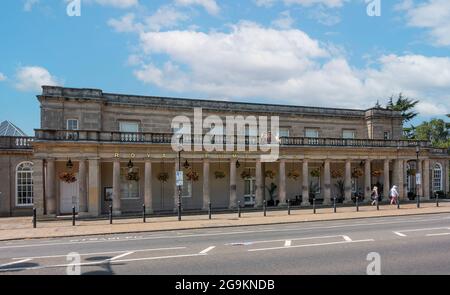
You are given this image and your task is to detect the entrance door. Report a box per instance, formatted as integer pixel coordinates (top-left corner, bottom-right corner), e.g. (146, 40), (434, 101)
(244, 178), (256, 206)
(60, 176), (79, 214)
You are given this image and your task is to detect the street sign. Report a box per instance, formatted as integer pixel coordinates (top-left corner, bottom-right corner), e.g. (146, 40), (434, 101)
(416, 173), (421, 185)
(176, 171), (184, 187)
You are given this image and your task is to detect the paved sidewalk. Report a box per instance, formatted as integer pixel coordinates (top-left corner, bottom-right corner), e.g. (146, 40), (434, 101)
(1, 202), (449, 241)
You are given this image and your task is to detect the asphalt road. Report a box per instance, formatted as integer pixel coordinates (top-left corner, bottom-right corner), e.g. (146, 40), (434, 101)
(1, 213), (450, 275)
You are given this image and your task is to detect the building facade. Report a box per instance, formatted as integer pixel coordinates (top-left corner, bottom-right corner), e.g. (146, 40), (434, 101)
(1, 86), (449, 217)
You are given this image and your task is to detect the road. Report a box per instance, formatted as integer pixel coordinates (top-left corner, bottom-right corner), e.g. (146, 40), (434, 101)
(1, 213), (450, 275)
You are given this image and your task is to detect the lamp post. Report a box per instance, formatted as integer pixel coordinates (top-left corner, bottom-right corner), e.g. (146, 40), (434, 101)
(416, 145), (420, 208)
(178, 150), (182, 221)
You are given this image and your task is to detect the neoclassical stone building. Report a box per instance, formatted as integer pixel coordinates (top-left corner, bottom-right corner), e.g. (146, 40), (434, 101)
(1, 86), (449, 217)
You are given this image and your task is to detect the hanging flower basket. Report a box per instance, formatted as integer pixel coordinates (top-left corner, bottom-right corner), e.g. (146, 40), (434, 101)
(157, 172), (169, 183)
(241, 170), (251, 179)
(265, 170), (276, 179)
(331, 169), (343, 179)
(310, 169), (321, 178)
(214, 171), (226, 179)
(127, 171), (140, 182)
(287, 170), (300, 180)
(352, 168), (364, 178)
(371, 170), (382, 177)
(186, 170), (200, 182)
(59, 172), (77, 183)
(407, 169), (416, 176)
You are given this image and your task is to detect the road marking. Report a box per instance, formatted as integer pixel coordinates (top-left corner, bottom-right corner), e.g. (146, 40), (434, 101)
(226, 235), (349, 246)
(108, 251), (134, 262)
(284, 240), (292, 247)
(393, 227), (450, 237)
(393, 232), (407, 237)
(0, 258), (32, 268)
(12, 247), (186, 260)
(248, 239), (374, 252)
(1, 214), (449, 250)
(342, 235), (352, 242)
(426, 233), (450, 237)
(199, 246), (216, 254)
(0, 253), (208, 273)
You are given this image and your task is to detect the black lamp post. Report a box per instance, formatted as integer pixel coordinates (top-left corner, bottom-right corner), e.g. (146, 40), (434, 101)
(178, 149), (182, 221)
(416, 145), (420, 208)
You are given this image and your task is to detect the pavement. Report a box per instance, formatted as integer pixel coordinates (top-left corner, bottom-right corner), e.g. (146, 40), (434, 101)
(1, 212), (450, 275)
(0, 201), (449, 241)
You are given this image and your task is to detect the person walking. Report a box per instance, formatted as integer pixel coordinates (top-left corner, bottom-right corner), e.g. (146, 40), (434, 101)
(390, 185), (399, 205)
(371, 186), (379, 206)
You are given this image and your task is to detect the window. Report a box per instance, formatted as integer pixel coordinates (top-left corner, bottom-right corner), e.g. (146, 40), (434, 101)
(342, 130), (355, 139)
(384, 131), (391, 140)
(120, 168), (140, 199)
(433, 163), (443, 192)
(120, 121), (140, 142)
(16, 162), (34, 206)
(305, 128), (319, 138)
(351, 178), (357, 193)
(119, 121), (139, 132)
(278, 128), (290, 138)
(67, 119), (79, 130)
(182, 179), (192, 198)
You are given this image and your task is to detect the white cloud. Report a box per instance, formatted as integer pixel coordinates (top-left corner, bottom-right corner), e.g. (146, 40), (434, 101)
(272, 11), (295, 29)
(108, 13), (141, 33)
(93, 0), (139, 8)
(129, 22), (450, 115)
(15, 66), (62, 92)
(0, 72), (6, 81)
(399, 0), (450, 46)
(175, 0), (220, 15)
(254, 0), (277, 7)
(24, 0), (39, 12)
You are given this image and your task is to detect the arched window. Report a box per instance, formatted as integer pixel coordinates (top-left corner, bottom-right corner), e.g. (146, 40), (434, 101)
(433, 163), (443, 192)
(16, 162), (34, 206)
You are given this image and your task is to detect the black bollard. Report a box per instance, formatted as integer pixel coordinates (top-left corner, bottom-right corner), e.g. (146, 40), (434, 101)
(178, 201), (182, 221)
(436, 193), (440, 207)
(109, 205), (113, 224)
(356, 197), (359, 212)
(72, 206), (76, 226)
(333, 197), (337, 213)
(33, 208), (37, 229)
(376, 198), (379, 211)
(208, 202), (212, 220)
(287, 199), (291, 216)
(238, 201), (241, 218)
(313, 198), (316, 214)
(417, 195), (420, 208)
(263, 200), (267, 217)
(397, 197), (400, 210)
(143, 204), (146, 223)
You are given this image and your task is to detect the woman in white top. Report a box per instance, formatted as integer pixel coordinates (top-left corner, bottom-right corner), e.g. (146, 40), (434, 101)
(390, 185), (399, 205)
(371, 186), (379, 206)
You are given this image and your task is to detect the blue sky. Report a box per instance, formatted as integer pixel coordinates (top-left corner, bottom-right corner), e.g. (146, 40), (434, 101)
(0, 0), (449, 135)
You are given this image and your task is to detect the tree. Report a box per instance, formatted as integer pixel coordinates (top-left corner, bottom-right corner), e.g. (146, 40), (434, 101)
(386, 93), (419, 123)
(415, 119), (449, 148)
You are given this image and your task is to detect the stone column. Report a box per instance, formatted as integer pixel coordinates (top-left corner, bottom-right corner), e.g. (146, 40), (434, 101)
(423, 159), (430, 200)
(46, 159), (56, 215)
(323, 159), (331, 205)
(278, 159), (286, 206)
(364, 159), (372, 202)
(32, 159), (45, 216)
(229, 159), (237, 209)
(112, 160), (121, 215)
(144, 160), (153, 213)
(383, 159), (390, 200)
(395, 159), (405, 200)
(302, 160), (310, 206)
(255, 160), (263, 207)
(88, 159), (101, 216)
(202, 159), (210, 210)
(344, 159), (352, 204)
(417, 159), (423, 199)
(78, 159), (88, 213)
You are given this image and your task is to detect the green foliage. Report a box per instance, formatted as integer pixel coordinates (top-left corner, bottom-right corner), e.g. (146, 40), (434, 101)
(386, 93), (419, 123)
(414, 119), (450, 148)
